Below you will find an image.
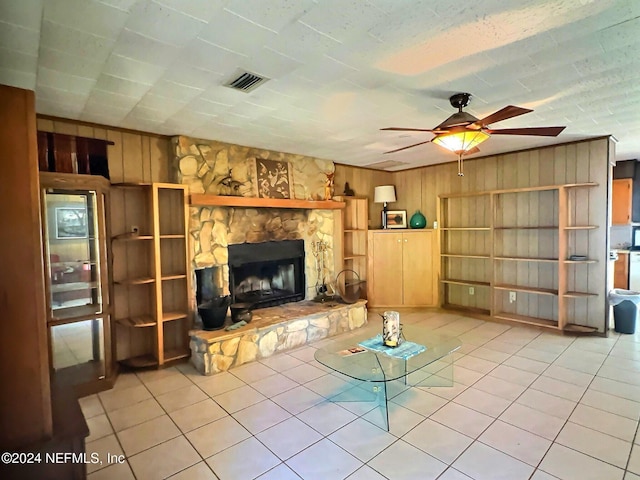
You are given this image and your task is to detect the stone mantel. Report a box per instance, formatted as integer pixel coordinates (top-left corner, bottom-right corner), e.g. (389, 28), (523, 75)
(190, 194), (345, 210)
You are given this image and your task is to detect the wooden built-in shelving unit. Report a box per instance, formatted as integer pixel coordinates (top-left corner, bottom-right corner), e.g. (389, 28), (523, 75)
(333, 196), (368, 299)
(111, 183), (191, 368)
(438, 182), (601, 333)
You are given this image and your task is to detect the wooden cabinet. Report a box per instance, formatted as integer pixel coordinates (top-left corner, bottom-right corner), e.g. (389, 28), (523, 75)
(368, 232), (403, 305)
(40, 172), (114, 395)
(613, 178), (632, 225)
(367, 230), (437, 307)
(614, 253), (629, 289)
(1, 85), (53, 447)
(439, 183), (601, 333)
(112, 183), (191, 368)
(333, 196), (368, 298)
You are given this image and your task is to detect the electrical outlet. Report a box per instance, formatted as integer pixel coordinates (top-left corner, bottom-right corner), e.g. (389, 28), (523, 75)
(509, 291), (517, 303)
(433, 221), (438, 229)
(469, 287), (475, 295)
(131, 225), (139, 234)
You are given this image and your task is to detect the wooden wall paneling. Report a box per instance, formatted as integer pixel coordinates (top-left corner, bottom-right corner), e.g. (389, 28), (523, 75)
(454, 198), (466, 306)
(528, 158), (541, 319)
(394, 169), (422, 215)
(53, 120), (78, 136)
(37, 118), (55, 131)
(163, 321), (177, 352)
(573, 187), (591, 324)
(110, 188), (128, 361)
(161, 241), (184, 278)
(36, 118), (172, 185)
(515, 151), (530, 188)
(150, 136), (170, 182)
(140, 136), (151, 183)
(538, 188), (554, 319)
(92, 127), (108, 140)
(437, 196), (444, 305)
(515, 180), (530, 317)
(503, 153), (519, 189)
(553, 145), (567, 185)
(421, 169), (436, 227)
(76, 124), (96, 144)
(489, 193), (496, 315)
(558, 187), (568, 329)
(334, 164), (392, 229)
(468, 158), (484, 192)
(538, 147), (555, 185)
(462, 202), (472, 285)
(528, 198), (545, 317)
(565, 144), (578, 184)
(587, 140), (609, 331)
(107, 131), (124, 183)
(122, 132), (144, 183)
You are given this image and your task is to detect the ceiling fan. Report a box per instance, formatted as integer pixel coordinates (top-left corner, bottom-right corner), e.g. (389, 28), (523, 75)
(381, 93), (566, 176)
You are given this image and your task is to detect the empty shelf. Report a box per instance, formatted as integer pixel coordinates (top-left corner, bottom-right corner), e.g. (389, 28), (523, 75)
(494, 312), (559, 330)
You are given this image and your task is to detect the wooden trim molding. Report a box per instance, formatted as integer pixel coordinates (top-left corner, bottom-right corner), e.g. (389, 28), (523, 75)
(190, 194), (345, 209)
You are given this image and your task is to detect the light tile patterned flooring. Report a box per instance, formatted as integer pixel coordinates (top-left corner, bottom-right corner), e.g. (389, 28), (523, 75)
(81, 310), (640, 480)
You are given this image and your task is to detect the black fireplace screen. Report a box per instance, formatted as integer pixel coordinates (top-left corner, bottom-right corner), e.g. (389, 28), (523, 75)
(228, 240), (305, 309)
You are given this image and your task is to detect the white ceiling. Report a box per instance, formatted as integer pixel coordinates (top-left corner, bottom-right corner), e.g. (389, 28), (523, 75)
(1, 0), (639, 170)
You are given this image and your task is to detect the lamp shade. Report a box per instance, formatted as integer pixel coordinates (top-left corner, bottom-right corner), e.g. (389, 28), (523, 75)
(374, 185), (396, 204)
(432, 130), (490, 154)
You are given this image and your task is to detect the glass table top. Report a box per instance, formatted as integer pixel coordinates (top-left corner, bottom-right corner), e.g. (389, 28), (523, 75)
(314, 325), (462, 383)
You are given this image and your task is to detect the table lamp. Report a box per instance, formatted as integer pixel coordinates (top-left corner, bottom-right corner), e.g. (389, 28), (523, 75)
(374, 185), (397, 229)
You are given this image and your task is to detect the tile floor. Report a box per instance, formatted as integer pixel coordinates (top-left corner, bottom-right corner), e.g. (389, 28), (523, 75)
(80, 310), (640, 480)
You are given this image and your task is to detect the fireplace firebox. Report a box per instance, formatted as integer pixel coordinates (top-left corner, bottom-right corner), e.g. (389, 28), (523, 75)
(228, 240), (305, 309)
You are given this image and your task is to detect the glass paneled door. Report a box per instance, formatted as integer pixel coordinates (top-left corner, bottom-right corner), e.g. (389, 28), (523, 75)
(40, 172), (112, 393)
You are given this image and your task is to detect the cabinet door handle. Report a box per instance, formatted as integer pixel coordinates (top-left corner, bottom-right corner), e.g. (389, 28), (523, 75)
(397, 239), (401, 243)
(404, 239), (408, 242)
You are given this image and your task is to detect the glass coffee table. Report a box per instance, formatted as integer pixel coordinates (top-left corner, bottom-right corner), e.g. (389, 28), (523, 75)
(314, 325), (461, 431)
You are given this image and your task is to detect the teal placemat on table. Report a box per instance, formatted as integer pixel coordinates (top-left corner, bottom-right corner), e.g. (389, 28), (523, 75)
(358, 334), (426, 360)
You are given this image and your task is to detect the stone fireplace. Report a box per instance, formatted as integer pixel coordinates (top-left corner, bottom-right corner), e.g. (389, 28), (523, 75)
(189, 207), (333, 309)
(173, 136), (368, 374)
(174, 135), (340, 311)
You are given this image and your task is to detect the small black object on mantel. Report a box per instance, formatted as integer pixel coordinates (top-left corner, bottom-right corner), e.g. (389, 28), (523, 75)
(343, 182), (355, 196)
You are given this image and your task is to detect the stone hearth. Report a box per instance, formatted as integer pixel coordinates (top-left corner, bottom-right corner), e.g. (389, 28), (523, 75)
(190, 300), (367, 375)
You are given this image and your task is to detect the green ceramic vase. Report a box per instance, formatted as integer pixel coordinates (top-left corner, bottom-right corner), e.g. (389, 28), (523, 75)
(409, 210), (427, 229)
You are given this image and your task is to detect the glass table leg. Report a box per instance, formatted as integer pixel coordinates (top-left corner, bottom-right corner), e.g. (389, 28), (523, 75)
(405, 351), (455, 388)
(375, 381), (389, 431)
(328, 380), (390, 431)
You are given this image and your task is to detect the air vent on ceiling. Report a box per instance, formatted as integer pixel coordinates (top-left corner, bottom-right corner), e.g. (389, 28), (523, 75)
(362, 160), (410, 171)
(224, 70), (269, 92)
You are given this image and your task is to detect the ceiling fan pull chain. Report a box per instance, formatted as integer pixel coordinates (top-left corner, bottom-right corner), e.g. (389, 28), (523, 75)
(458, 153), (464, 177)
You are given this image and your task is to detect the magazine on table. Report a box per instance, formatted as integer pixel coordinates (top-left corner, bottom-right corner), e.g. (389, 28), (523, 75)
(338, 346), (367, 357)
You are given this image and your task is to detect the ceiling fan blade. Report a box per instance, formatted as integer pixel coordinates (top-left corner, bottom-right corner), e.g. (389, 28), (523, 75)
(384, 140), (433, 154)
(476, 105), (533, 127)
(487, 126), (566, 136)
(381, 127), (438, 133)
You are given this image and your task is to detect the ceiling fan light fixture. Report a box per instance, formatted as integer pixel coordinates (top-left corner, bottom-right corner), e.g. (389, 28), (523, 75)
(432, 130), (490, 154)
